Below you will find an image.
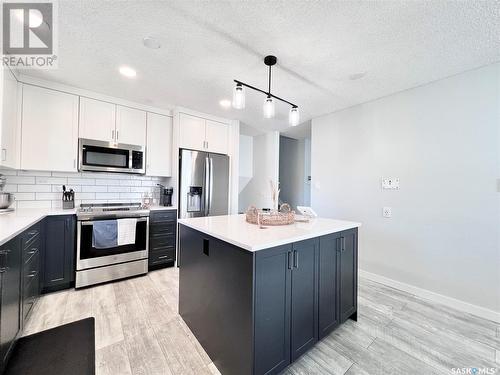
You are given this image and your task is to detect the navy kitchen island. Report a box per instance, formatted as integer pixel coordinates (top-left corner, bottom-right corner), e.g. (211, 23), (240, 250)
(178, 215), (360, 375)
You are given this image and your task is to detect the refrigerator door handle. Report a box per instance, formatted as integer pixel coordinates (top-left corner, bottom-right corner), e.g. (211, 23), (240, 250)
(208, 157), (214, 215)
(204, 156), (210, 216)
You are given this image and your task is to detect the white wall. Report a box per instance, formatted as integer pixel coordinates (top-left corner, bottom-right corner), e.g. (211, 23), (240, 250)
(311, 63), (500, 318)
(239, 134), (253, 193)
(239, 131), (280, 212)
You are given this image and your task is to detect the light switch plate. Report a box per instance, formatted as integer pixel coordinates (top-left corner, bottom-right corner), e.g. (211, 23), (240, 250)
(383, 207), (392, 218)
(382, 177), (400, 190)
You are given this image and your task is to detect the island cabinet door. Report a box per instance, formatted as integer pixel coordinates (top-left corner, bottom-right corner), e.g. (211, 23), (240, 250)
(254, 244), (293, 375)
(339, 228), (358, 323)
(318, 232), (341, 339)
(290, 239), (319, 361)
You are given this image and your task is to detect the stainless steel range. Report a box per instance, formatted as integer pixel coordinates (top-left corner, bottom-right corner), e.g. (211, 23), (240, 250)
(76, 202), (149, 288)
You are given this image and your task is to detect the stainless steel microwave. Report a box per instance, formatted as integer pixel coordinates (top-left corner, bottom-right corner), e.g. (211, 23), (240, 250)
(78, 138), (145, 174)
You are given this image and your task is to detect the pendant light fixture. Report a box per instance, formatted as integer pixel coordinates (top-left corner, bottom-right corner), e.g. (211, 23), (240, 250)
(232, 83), (245, 109)
(232, 55), (300, 126)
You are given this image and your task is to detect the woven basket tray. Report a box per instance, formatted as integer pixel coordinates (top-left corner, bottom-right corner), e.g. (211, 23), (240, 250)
(246, 206), (295, 226)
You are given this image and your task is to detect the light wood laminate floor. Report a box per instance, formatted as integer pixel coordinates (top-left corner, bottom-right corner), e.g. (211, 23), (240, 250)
(24, 268), (499, 375)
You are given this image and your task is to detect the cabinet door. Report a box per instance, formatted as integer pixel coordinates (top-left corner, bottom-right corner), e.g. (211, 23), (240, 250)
(146, 113), (172, 177)
(254, 245), (292, 375)
(339, 228), (357, 322)
(0, 237), (21, 364)
(116, 105), (146, 146)
(318, 233), (341, 339)
(0, 68), (20, 169)
(290, 239), (318, 361)
(178, 113), (205, 151)
(42, 216), (75, 292)
(79, 97), (116, 142)
(21, 85), (79, 172)
(205, 120), (228, 154)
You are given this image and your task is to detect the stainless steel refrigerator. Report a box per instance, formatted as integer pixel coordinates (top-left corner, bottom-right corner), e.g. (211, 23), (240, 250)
(179, 149), (230, 219)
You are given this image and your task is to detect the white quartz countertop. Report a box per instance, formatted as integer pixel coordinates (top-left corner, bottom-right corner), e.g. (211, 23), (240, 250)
(0, 208), (76, 246)
(178, 214), (361, 252)
(0, 205), (178, 246)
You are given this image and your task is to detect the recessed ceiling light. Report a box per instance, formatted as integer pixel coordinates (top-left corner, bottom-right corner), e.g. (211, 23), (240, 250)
(219, 99), (231, 108)
(119, 66), (137, 78)
(349, 72), (366, 80)
(143, 37), (161, 49)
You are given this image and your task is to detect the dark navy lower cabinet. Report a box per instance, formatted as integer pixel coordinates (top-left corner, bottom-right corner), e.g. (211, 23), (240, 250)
(0, 237), (21, 371)
(338, 228), (358, 322)
(149, 209), (177, 270)
(42, 215), (76, 293)
(179, 225), (358, 375)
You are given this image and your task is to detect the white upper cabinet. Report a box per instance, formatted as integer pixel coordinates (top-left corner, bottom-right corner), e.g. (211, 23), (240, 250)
(0, 68), (20, 169)
(205, 119), (229, 154)
(146, 112), (172, 177)
(179, 113), (206, 151)
(116, 105), (146, 146)
(79, 97), (116, 142)
(179, 113), (229, 154)
(21, 85), (79, 172)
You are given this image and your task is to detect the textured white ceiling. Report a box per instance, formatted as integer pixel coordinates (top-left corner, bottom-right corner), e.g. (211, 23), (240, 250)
(23, 0), (500, 131)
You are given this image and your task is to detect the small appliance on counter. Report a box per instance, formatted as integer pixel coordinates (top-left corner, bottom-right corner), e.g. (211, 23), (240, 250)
(62, 185), (75, 209)
(157, 184), (173, 207)
(0, 174), (15, 212)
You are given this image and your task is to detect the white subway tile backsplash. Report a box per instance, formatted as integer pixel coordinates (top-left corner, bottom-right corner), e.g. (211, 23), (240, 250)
(18, 184), (51, 192)
(3, 184), (17, 192)
(36, 177), (67, 185)
(14, 192), (36, 201)
(18, 200), (52, 209)
(95, 192), (120, 200)
(35, 192), (62, 200)
(81, 185), (107, 193)
(7, 176), (36, 184)
(68, 178), (95, 185)
(1, 169), (169, 209)
(95, 179), (121, 186)
(18, 170), (52, 177)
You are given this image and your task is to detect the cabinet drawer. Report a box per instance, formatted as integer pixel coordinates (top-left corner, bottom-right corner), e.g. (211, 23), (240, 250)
(150, 210), (177, 223)
(149, 248), (175, 265)
(23, 236), (40, 264)
(23, 273), (39, 321)
(23, 251), (39, 283)
(150, 223), (176, 236)
(150, 234), (175, 250)
(22, 225), (40, 250)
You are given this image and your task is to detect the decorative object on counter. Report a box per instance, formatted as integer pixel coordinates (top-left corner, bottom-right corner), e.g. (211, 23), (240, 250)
(157, 184), (173, 207)
(246, 204), (295, 226)
(270, 180), (280, 211)
(142, 192), (152, 209)
(61, 185), (75, 209)
(0, 174), (15, 210)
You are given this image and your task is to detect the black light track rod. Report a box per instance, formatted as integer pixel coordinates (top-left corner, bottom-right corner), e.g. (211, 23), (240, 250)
(233, 79), (298, 108)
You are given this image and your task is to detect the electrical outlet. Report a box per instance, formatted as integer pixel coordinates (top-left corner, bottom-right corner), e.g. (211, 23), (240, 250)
(382, 177), (400, 190)
(383, 207), (392, 218)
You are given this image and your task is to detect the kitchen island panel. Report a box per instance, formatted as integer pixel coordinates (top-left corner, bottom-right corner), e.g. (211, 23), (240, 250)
(179, 225), (254, 375)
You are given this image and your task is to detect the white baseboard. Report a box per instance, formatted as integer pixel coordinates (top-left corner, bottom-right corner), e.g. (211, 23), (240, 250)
(358, 269), (500, 323)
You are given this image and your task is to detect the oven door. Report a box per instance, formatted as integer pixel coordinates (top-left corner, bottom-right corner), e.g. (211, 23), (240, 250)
(77, 217), (149, 270)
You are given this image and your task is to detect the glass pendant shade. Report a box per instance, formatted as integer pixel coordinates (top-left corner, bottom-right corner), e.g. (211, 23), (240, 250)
(263, 96), (275, 119)
(232, 84), (245, 109)
(289, 107), (300, 126)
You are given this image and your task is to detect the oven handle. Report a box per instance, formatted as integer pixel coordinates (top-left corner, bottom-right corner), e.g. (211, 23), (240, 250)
(80, 217), (148, 226)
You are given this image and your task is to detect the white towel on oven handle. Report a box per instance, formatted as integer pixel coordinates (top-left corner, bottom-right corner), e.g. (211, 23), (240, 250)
(117, 218), (137, 246)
